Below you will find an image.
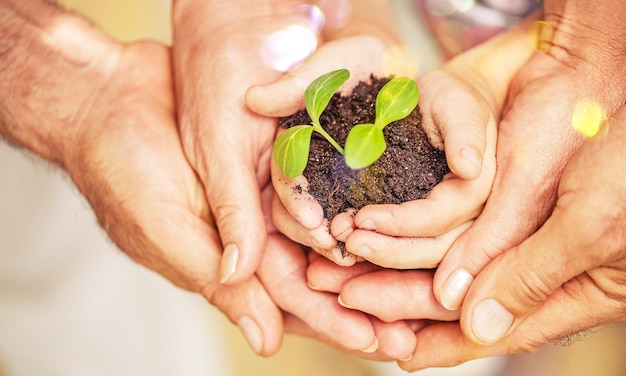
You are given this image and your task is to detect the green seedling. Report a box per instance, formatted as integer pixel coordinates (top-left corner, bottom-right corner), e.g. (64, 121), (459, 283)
(344, 77), (419, 169)
(273, 69), (419, 178)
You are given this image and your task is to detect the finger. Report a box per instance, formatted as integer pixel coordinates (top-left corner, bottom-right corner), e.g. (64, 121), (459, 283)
(399, 275), (623, 371)
(207, 276), (284, 356)
(418, 70), (495, 180)
(258, 234), (379, 353)
(369, 316), (417, 361)
(283, 313), (395, 362)
(271, 157), (324, 230)
(149, 210), (284, 357)
(345, 221), (472, 269)
(338, 270), (460, 323)
(245, 36), (389, 117)
(353, 175), (488, 238)
(433, 74), (585, 310)
(199, 150), (268, 286)
(329, 208), (357, 242)
(271, 195), (356, 265)
(307, 257), (381, 293)
(460, 195), (623, 345)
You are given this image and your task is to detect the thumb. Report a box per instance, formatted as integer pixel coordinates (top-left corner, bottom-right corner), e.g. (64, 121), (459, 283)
(460, 202), (602, 345)
(417, 70), (495, 180)
(245, 71), (308, 117)
(246, 36), (392, 117)
(206, 153), (268, 286)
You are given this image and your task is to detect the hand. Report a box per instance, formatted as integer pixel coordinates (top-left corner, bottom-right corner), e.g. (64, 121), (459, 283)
(60, 39), (414, 359)
(338, 11), (542, 270)
(259, 232), (419, 361)
(247, 33), (420, 266)
(397, 97), (626, 371)
(332, 67), (497, 269)
(171, 1), (327, 284)
(248, 29), (498, 268)
(433, 7), (626, 310)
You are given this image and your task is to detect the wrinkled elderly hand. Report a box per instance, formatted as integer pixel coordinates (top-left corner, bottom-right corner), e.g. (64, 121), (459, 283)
(433, 1), (626, 311)
(398, 96), (626, 371)
(0, 0), (413, 358)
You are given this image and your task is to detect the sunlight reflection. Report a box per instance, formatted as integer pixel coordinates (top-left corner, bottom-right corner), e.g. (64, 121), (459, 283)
(572, 98), (607, 138)
(530, 20), (554, 52)
(426, 0), (477, 17)
(259, 4), (329, 72)
(316, 0), (352, 30)
(260, 25), (318, 72)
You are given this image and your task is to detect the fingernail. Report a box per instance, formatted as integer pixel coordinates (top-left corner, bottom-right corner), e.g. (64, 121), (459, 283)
(353, 245), (373, 259)
(471, 299), (514, 344)
(306, 281), (321, 291)
(439, 268), (474, 310)
(237, 316), (264, 355)
(460, 147), (482, 176)
(219, 243), (239, 284)
(361, 337), (379, 353)
(337, 295), (353, 309)
(399, 353), (413, 362)
(359, 219), (376, 231)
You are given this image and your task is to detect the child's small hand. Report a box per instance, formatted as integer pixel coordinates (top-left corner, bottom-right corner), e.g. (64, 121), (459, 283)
(340, 69), (497, 269)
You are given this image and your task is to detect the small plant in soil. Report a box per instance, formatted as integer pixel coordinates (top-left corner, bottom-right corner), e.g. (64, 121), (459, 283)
(276, 69), (450, 222)
(273, 69), (420, 177)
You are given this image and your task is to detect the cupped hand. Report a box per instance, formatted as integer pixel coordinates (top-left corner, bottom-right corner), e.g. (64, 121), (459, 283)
(172, 3), (323, 284)
(247, 33), (497, 268)
(334, 67), (497, 269)
(259, 230), (418, 361)
(433, 44), (626, 311)
(397, 100), (626, 371)
(247, 34), (416, 266)
(335, 12), (543, 270)
(57, 41), (289, 355)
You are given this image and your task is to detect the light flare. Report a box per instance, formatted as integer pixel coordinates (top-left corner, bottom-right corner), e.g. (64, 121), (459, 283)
(572, 98), (607, 138)
(260, 25), (318, 72)
(530, 20), (554, 52)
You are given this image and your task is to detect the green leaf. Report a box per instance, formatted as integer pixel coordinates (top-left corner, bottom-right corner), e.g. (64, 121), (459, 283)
(375, 77), (419, 128)
(273, 125), (314, 178)
(305, 69), (350, 123)
(344, 124), (386, 170)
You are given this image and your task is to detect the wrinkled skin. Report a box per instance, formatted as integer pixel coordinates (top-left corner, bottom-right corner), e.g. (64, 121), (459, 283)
(1, 1), (418, 359)
(397, 95), (626, 372)
(305, 3), (626, 370)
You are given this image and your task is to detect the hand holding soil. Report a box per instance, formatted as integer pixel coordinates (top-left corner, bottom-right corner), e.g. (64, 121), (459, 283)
(254, 67), (496, 268)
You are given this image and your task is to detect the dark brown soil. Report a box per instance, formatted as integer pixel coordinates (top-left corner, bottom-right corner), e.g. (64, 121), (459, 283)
(279, 76), (450, 221)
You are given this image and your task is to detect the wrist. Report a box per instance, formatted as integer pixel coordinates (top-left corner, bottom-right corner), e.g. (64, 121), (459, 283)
(0, 0), (119, 166)
(444, 12), (540, 116)
(544, 1), (626, 69)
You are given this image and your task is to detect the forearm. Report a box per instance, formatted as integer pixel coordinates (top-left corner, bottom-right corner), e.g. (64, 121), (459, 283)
(0, 0), (118, 166)
(546, 0), (626, 63)
(443, 11), (540, 116)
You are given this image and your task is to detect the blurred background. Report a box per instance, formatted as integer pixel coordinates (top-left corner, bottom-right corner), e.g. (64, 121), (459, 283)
(1, 0), (625, 375)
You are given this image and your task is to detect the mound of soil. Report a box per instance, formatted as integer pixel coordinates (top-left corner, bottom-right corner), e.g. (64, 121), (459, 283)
(279, 76), (449, 221)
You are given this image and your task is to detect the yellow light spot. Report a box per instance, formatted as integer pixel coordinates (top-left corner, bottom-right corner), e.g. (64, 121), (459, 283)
(530, 21), (554, 52)
(572, 98), (607, 138)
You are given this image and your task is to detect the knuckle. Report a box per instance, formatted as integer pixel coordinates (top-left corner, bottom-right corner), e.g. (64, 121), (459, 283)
(513, 268), (555, 307)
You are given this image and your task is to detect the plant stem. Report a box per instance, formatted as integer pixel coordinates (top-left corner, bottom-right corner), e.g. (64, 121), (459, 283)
(313, 122), (345, 155)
